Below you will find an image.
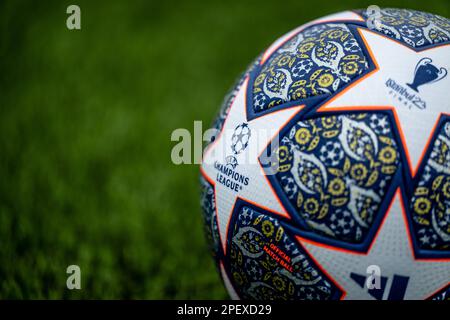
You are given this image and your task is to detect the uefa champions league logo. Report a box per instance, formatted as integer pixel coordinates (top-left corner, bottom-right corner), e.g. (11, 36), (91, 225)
(225, 155), (239, 169)
(385, 57), (447, 110)
(227, 123), (251, 169)
(212, 122), (252, 192)
(407, 58), (447, 92)
(231, 123), (251, 155)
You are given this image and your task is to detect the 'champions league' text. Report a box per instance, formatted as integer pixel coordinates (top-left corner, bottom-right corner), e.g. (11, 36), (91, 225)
(214, 161), (249, 192)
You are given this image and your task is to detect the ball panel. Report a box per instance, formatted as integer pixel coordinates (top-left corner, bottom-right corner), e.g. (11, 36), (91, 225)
(359, 8), (450, 48)
(252, 23), (369, 113)
(275, 113), (400, 244)
(411, 120), (450, 251)
(200, 176), (221, 261)
(227, 205), (341, 300)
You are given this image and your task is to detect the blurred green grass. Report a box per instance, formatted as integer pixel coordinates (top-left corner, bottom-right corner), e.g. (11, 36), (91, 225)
(0, 0), (448, 299)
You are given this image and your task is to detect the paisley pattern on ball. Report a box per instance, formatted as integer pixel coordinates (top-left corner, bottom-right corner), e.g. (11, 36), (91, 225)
(360, 8), (450, 48)
(200, 176), (221, 259)
(275, 113), (400, 243)
(228, 206), (340, 300)
(411, 121), (450, 251)
(252, 24), (368, 112)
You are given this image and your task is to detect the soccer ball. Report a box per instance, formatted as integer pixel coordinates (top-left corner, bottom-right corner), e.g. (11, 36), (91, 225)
(200, 8), (450, 300)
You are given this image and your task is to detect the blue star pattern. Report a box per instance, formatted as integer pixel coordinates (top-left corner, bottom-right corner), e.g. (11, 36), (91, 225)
(411, 121), (450, 251)
(360, 8), (450, 48)
(200, 176), (221, 260)
(275, 113), (400, 244)
(251, 24), (369, 113)
(228, 206), (340, 300)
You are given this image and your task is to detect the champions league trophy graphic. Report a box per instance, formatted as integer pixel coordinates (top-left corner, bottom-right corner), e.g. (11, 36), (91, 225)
(407, 57), (447, 92)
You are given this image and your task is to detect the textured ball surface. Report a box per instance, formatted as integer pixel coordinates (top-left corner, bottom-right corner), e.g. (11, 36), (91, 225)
(200, 8), (450, 300)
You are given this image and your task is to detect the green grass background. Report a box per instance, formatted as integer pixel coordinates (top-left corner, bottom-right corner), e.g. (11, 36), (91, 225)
(0, 0), (448, 299)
